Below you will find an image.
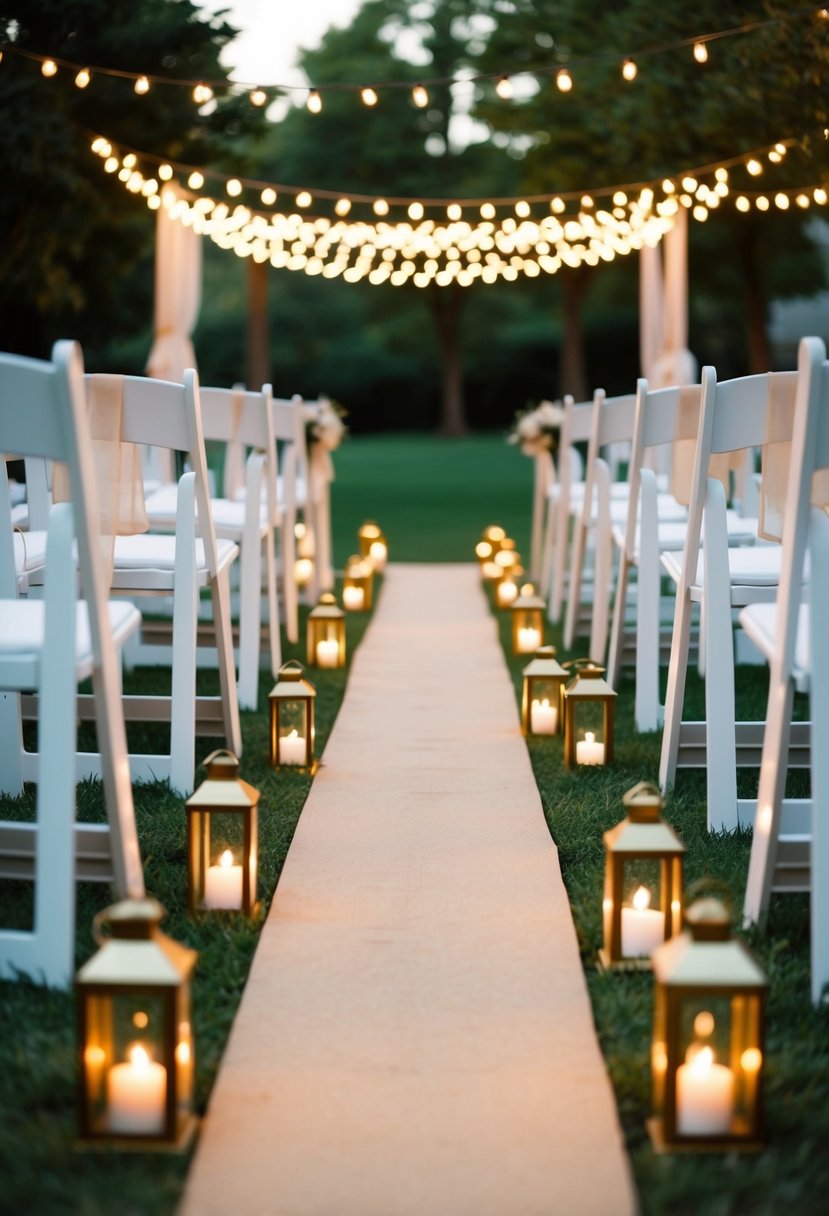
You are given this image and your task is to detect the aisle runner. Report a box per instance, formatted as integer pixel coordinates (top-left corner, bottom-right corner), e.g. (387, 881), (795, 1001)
(181, 565), (635, 1216)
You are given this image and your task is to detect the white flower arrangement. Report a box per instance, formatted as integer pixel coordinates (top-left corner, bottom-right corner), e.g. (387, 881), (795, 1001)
(508, 399), (565, 456)
(308, 397), (348, 451)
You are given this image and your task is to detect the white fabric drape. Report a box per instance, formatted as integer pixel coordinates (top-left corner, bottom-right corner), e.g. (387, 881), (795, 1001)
(640, 208), (697, 389)
(146, 194), (202, 382)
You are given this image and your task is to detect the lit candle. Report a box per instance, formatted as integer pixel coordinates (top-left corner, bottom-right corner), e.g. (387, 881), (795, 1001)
(517, 626), (541, 653)
(497, 580), (518, 608)
(369, 540), (387, 571)
(204, 849), (243, 910)
(295, 557), (313, 587)
(575, 731), (605, 765)
(106, 1044), (167, 1135)
(676, 1044), (734, 1136)
(316, 639), (339, 668)
(530, 697), (558, 734)
(279, 728), (307, 766)
(343, 586), (365, 611)
(621, 885), (664, 956)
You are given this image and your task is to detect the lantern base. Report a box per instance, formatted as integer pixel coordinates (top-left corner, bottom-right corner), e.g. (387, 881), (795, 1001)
(192, 899), (262, 919)
(646, 1117), (765, 1155)
(76, 1113), (198, 1154)
(270, 759), (320, 776)
(597, 949), (653, 973)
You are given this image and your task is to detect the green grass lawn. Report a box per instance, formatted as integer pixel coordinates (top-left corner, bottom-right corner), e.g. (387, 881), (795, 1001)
(2, 431), (828, 1215)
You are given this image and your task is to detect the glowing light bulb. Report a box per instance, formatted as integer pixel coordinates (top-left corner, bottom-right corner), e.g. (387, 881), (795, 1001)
(307, 89), (322, 114)
(373, 198), (389, 216)
(134, 75), (150, 95)
(158, 163), (173, 181)
(260, 187), (276, 206)
(122, 153), (137, 169)
(736, 196), (750, 212)
(334, 198), (351, 216)
(580, 194), (594, 208)
(226, 178), (242, 197)
(515, 200), (530, 218)
(408, 201), (424, 221)
(188, 171), (204, 190)
(193, 82), (213, 104)
(747, 158), (763, 176)
(556, 68), (573, 93)
(480, 202), (496, 219)
(756, 195), (770, 211)
(296, 191), (312, 208)
(412, 83), (429, 108)
(75, 67), (91, 89)
(621, 59), (638, 82)
(361, 86), (378, 107)
(693, 41), (708, 64)
(814, 188), (828, 205)
(495, 75), (513, 100)
(447, 203), (462, 221)
(104, 156), (119, 173)
(774, 192), (789, 210)
(249, 88), (268, 107)
(41, 59), (58, 78)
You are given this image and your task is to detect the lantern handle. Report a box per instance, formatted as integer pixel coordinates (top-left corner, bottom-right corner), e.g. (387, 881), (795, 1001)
(278, 659), (305, 675)
(92, 903), (118, 947)
(202, 748), (239, 768)
(562, 657), (606, 675)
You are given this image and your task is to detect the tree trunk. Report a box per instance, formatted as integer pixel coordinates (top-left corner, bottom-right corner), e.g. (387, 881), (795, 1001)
(429, 281), (468, 436)
(738, 218), (771, 373)
(560, 266), (590, 401)
(246, 257), (270, 390)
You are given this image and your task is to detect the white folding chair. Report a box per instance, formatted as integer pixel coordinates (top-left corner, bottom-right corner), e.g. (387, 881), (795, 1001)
(144, 384), (281, 710)
(658, 367), (799, 831)
(0, 342), (144, 988)
(741, 336), (829, 1005)
(607, 381), (757, 731)
(542, 393), (591, 623)
(86, 370), (242, 795)
(530, 448), (554, 584)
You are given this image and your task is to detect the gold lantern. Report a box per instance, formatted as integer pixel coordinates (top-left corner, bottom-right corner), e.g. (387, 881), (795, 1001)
(268, 661), (317, 773)
(521, 646), (568, 736)
(649, 889), (768, 1152)
(307, 592), (346, 669)
(476, 524), (506, 579)
(185, 750), (260, 916)
(293, 522), (315, 590)
(495, 573), (520, 608)
(76, 898), (197, 1149)
(599, 781), (685, 971)
(343, 554), (374, 612)
(563, 659), (616, 768)
(510, 582), (546, 655)
(358, 520), (388, 571)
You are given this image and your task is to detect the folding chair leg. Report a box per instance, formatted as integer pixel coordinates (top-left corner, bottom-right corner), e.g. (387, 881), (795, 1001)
(264, 534), (281, 675)
(282, 512), (299, 643)
(550, 500), (568, 624)
(659, 589), (694, 792)
(541, 498), (556, 615)
(0, 691), (24, 796)
(316, 490), (334, 593)
(237, 526), (261, 712)
(564, 520), (587, 650)
(608, 555), (629, 691)
(212, 568), (243, 758)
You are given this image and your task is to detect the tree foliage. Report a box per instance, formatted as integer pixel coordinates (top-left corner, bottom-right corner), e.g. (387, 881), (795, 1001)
(0, 0), (266, 355)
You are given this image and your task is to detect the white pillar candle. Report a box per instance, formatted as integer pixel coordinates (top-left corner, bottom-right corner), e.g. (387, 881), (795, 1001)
(497, 580), (518, 608)
(576, 731), (605, 765)
(676, 1045), (734, 1136)
(279, 728), (307, 766)
(517, 626), (541, 653)
(316, 639), (339, 668)
(369, 541), (387, 571)
(620, 886), (664, 956)
(204, 849), (243, 910)
(343, 586), (365, 611)
(107, 1044), (167, 1135)
(530, 697), (558, 734)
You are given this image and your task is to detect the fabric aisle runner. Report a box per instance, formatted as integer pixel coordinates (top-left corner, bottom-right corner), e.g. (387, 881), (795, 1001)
(180, 563), (635, 1216)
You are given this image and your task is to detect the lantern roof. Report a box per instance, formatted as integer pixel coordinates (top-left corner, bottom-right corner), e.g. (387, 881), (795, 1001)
(308, 592), (345, 621)
(512, 582), (545, 610)
(522, 646), (567, 679)
(186, 749), (260, 810)
(269, 660), (316, 701)
(358, 520), (382, 539)
(76, 898), (197, 988)
(604, 814), (685, 856)
(564, 661), (617, 699)
(652, 906), (767, 988)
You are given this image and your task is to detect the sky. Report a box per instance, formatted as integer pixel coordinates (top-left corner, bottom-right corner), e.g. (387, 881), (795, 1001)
(201, 1), (365, 90)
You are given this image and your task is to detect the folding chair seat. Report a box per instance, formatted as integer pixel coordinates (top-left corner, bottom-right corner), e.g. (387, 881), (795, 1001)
(740, 336), (829, 1005)
(658, 367), (799, 831)
(144, 384), (280, 711)
(0, 342), (144, 988)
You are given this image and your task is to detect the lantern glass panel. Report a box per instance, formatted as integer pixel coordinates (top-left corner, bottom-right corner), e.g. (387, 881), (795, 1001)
(513, 608), (543, 654)
(82, 993), (169, 1138)
(189, 809), (255, 912)
(175, 989), (195, 1126)
(275, 700), (312, 765)
(527, 678), (561, 734)
(572, 703), (608, 764)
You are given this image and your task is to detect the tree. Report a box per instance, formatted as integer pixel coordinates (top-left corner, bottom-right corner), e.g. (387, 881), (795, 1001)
(253, 0), (518, 434)
(0, 0), (266, 358)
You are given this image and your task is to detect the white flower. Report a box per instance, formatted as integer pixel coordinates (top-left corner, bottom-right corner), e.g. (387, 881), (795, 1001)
(536, 400), (565, 429)
(310, 397), (347, 451)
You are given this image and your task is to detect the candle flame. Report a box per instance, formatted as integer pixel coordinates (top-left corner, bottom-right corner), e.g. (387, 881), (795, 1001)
(585, 731), (595, 744)
(693, 1010), (715, 1038)
(128, 1043), (151, 1070)
(632, 885), (651, 911)
(540, 698), (550, 709)
(688, 1044), (715, 1076)
(219, 849), (234, 869)
(286, 729), (298, 741)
